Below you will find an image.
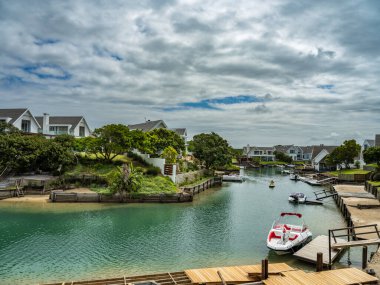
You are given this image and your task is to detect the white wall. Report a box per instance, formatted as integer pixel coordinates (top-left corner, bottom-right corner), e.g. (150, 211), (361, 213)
(13, 111), (39, 133)
(73, 118), (91, 137)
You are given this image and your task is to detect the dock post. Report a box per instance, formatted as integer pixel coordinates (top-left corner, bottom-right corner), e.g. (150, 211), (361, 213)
(328, 230), (332, 270)
(316, 252), (323, 272)
(362, 246), (368, 269)
(261, 259), (268, 280)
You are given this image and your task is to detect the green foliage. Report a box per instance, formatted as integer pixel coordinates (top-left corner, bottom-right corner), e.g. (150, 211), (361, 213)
(0, 122), (21, 134)
(139, 176), (177, 194)
(145, 165), (161, 176)
(329, 139), (361, 169)
(108, 164), (143, 195)
(274, 151), (293, 164)
(363, 146), (380, 169)
(87, 124), (133, 161)
(192, 132), (233, 169)
(146, 128), (185, 154)
(161, 146), (178, 163)
(0, 133), (74, 173)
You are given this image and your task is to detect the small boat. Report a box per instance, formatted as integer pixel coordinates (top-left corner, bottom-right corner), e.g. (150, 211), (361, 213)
(269, 180), (275, 188)
(222, 174), (244, 182)
(266, 212), (312, 254)
(289, 173), (299, 181)
(288, 192), (306, 203)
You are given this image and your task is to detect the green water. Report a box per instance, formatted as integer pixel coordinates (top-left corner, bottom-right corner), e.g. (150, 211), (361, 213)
(0, 168), (366, 284)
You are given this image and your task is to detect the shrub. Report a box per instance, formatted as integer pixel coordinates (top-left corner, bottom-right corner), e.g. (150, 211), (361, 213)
(146, 166), (161, 176)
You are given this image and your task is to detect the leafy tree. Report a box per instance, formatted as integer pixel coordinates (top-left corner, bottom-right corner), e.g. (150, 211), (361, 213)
(146, 128), (185, 155)
(53, 134), (75, 149)
(0, 121), (20, 134)
(329, 139), (361, 169)
(130, 129), (149, 153)
(363, 146), (380, 169)
(274, 151), (293, 164)
(88, 124), (133, 161)
(191, 132), (233, 169)
(161, 146), (178, 164)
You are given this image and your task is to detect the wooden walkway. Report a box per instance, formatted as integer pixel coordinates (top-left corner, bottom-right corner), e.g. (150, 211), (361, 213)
(184, 263), (294, 283)
(293, 235), (346, 264)
(264, 268), (378, 285)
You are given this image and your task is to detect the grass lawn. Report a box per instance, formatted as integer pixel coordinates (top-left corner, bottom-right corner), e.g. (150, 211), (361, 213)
(180, 176), (213, 187)
(67, 163), (119, 177)
(139, 176), (178, 194)
(327, 169), (371, 176)
(259, 161), (286, 165)
(368, 181), (380, 187)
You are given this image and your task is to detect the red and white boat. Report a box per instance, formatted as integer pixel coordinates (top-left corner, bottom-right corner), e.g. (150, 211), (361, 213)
(266, 212), (312, 254)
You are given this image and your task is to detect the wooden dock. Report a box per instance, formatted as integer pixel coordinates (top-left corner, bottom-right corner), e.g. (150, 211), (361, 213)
(264, 268), (378, 285)
(293, 235), (346, 265)
(184, 263), (295, 283)
(40, 263), (378, 285)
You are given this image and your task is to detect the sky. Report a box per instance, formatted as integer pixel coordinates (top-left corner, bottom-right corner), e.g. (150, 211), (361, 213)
(0, 0), (379, 147)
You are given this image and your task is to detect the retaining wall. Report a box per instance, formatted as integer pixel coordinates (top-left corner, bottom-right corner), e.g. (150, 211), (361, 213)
(176, 169), (209, 185)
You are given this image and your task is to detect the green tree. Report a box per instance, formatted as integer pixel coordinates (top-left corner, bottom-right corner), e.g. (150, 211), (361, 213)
(274, 151), (293, 164)
(330, 139), (361, 169)
(363, 146), (380, 169)
(191, 132), (233, 169)
(109, 164), (143, 201)
(161, 146), (178, 164)
(0, 122), (20, 134)
(146, 128), (185, 155)
(88, 124), (133, 161)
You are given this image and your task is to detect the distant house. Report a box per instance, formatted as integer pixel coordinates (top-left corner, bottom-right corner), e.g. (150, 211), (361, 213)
(274, 145), (303, 161)
(311, 145), (337, 171)
(0, 108), (40, 133)
(128, 120), (168, 132)
(300, 146), (313, 161)
(243, 145), (275, 161)
(363, 139), (375, 151)
(376, 134), (380, 146)
(35, 113), (91, 137)
(128, 119), (188, 151)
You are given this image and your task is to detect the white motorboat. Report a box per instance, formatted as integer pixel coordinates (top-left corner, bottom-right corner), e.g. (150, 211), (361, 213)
(266, 212), (312, 254)
(288, 192), (306, 203)
(222, 174), (244, 182)
(289, 173), (299, 181)
(269, 180), (275, 188)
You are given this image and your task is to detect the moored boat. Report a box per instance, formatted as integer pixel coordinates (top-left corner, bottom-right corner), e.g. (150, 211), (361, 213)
(266, 212), (312, 254)
(288, 192), (306, 203)
(289, 173), (299, 181)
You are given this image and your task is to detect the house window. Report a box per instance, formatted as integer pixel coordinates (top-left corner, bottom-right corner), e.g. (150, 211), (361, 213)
(289, 149), (295, 154)
(21, 120), (31, 132)
(49, 126), (69, 135)
(79, 126), (85, 137)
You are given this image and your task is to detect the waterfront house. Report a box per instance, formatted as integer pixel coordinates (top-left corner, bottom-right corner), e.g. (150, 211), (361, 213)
(35, 114), (91, 137)
(128, 119), (188, 151)
(243, 145), (275, 161)
(311, 145), (337, 171)
(0, 108), (41, 133)
(300, 146), (313, 161)
(274, 145), (303, 161)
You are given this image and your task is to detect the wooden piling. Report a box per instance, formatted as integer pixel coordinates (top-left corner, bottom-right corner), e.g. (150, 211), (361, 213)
(362, 246), (368, 269)
(261, 259), (268, 280)
(316, 252), (323, 272)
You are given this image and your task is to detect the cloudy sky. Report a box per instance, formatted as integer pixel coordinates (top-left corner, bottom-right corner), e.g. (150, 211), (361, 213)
(1, 0), (379, 147)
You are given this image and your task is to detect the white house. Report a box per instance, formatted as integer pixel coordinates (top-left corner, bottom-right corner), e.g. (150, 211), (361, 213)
(35, 114), (91, 137)
(0, 108), (41, 133)
(274, 145), (303, 161)
(243, 145), (276, 161)
(311, 145), (337, 171)
(300, 146), (313, 161)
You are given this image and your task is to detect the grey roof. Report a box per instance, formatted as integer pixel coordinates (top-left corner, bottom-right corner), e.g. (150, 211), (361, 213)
(171, 128), (187, 136)
(247, 146), (275, 152)
(35, 116), (84, 131)
(311, 145), (337, 160)
(0, 108), (28, 124)
(376, 135), (380, 146)
(128, 120), (167, 132)
(300, 146), (313, 154)
(274, 145), (294, 153)
(364, 139), (375, 146)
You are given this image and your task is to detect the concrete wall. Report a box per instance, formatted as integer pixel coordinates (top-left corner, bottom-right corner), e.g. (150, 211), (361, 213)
(175, 169), (208, 185)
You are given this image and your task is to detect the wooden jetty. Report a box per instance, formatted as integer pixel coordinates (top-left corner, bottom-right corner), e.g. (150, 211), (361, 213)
(304, 198), (323, 205)
(293, 235), (346, 265)
(41, 262), (379, 285)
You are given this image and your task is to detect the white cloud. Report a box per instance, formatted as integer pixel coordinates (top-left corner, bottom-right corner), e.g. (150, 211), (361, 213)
(0, 0), (379, 147)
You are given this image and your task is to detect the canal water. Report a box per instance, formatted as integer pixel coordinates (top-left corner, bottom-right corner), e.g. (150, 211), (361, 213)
(0, 168), (363, 284)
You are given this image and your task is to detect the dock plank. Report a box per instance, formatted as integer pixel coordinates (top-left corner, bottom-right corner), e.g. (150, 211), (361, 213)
(293, 235), (346, 264)
(331, 238), (380, 249)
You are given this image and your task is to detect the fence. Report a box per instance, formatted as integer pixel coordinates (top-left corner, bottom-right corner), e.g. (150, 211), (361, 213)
(338, 173), (370, 182)
(181, 177), (222, 196)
